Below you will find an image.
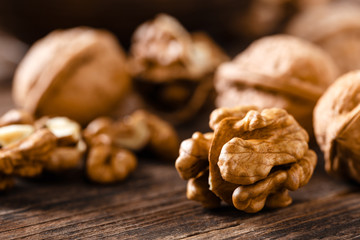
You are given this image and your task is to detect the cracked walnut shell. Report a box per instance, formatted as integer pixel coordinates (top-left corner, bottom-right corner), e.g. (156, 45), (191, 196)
(176, 106), (317, 213)
(287, 2), (360, 74)
(13, 27), (131, 125)
(314, 71), (360, 183)
(130, 14), (228, 123)
(215, 34), (339, 132)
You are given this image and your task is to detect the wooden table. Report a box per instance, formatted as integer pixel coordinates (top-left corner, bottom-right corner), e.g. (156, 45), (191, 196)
(0, 83), (359, 239)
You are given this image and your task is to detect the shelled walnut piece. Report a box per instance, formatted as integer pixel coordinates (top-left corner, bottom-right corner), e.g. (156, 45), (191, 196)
(36, 116), (86, 171)
(12, 27), (131, 125)
(84, 110), (179, 183)
(0, 109), (56, 190)
(287, 2), (360, 74)
(130, 14), (229, 124)
(314, 71), (360, 183)
(176, 106), (317, 213)
(215, 34), (338, 133)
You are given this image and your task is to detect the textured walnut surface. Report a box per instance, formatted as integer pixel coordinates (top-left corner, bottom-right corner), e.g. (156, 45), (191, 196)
(287, 2), (360, 74)
(314, 71), (360, 183)
(12, 27), (131, 125)
(215, 34), (339, 132)
(176, 106), (317, 213)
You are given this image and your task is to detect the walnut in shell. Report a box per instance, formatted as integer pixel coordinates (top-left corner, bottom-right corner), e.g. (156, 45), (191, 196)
(215, 34), (339, 132)
(130, 14), (228, 124)
(287, 2), (360, 74)
(176, 106), (317, 213)
(314, 71), (360, 183)
(13, 27), (131, 125)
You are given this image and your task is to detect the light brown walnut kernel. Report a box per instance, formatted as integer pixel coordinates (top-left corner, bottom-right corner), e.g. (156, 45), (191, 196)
(314, 71), (360, 183)
(176, 106), (317, 213)
(86, 134), (137, 184)
(13, 27), (131, 125)
(84, 110), (179, 160)
(176, 132), (213, 180)
(0, 128), (56, 177)
(37, 117), (85, 171)
(187, 170), (221, 209)
(215, 34), (339, 132)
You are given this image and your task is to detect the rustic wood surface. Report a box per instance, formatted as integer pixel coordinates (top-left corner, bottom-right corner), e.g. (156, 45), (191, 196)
(0, 83), (359, 240)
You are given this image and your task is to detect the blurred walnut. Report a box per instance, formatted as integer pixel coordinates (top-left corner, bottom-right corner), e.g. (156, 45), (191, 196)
(0, 109), (57, 179)
(129, 14), (228, 124)
(0, 121), (56, 182)
(176, 106), (317, 213)
(287, 2), (360, 74)
(86, 134), (137, 184)
(215, 35), (339, 132)
(235, 0), (296, 38)
(36, 116), (86, 171)
(84, 110), (179, 161)
(13, 27), (131, 125)
(314, 71), (360, 183)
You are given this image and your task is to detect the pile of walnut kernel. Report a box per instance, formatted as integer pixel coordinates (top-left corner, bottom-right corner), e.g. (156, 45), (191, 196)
(0, 109), (179, 189)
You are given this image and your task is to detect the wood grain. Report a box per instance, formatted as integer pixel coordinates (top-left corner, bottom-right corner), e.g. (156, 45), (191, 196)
(0, 84), (359, 239)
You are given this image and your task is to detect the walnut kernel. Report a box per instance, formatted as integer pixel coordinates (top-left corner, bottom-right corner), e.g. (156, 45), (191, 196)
(176, 106), (317, 212)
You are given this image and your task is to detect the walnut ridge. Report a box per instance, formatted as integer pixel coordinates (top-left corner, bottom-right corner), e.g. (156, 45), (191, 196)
(176, 106), (317, 213)
(314, 70), (360, 183)
(214, 34), (339, 132)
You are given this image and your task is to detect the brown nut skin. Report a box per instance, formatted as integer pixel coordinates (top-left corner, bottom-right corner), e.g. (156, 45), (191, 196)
(314, 71), (360, 183)
(187, 170), (221, 209)
(176, 107), (317, 213)
(86, 134), (137, 184)
(84, 110), (179, 161)
(176, 132), (213, 180)
(130, 14), (228, 124)
(287, 2), (360, 75)
(13, 27), (131, 125)
(36, 116), (86, 172)
(214, 34), (339, 133)
(131, 110), (179, 160)
(0, 128), (57, 177)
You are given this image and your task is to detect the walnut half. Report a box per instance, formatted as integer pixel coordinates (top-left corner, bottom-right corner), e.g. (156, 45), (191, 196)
(176, 106), (317, 213)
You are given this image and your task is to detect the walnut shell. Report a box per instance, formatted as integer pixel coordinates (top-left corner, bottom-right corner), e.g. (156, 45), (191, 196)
(215, 34), (339, 132)
(287, 2), (360, 74)
(13, 27), (131, 125)
(130, 14), (228, 123)
(314, 70), (360, 183)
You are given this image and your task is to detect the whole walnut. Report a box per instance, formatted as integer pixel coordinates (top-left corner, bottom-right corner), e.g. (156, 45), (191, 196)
(215, 34), (339, 132)
(130, 14), (228, 124)
(287, 2), (360, 74)
(314, 71), (360, 183)
(13, 27), (131, 125)
(176, 106), (317, 213)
